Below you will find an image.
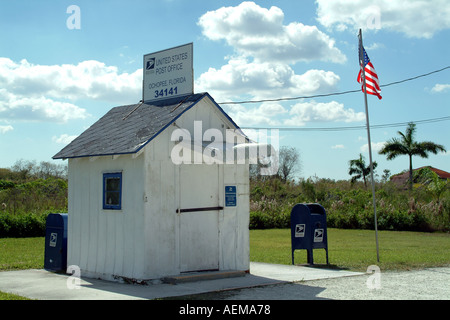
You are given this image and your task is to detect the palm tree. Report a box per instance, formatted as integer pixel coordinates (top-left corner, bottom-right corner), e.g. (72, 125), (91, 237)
(348, 153), (377, 187)
(378, 122), (446, 190)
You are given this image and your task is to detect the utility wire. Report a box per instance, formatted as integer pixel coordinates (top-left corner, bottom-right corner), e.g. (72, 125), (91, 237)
(380, 65), (450, 88)
(240, 115), (450, 132)
(218, 65), (450, 105)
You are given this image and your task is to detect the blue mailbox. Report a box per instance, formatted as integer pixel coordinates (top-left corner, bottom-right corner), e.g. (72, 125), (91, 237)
(44, 213), (68, 272)
(291, 204), (329, 265)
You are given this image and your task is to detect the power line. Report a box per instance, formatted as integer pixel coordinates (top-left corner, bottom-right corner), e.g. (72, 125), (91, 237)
(240, 115), (450, 132)
(218, 65), (450, 105)
(381, 65), (450, 88)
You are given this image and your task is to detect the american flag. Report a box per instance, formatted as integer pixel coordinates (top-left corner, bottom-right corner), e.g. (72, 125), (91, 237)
(357, 45), (382, 100)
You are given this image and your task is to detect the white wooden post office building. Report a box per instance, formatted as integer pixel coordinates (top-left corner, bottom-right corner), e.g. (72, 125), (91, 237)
(53, 92), (251, 282)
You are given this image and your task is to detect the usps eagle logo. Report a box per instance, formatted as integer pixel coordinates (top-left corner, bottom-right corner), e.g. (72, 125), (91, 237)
(146, 58), (155, 70)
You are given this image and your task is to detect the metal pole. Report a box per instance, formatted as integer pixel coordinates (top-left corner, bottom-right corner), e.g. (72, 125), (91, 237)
(359, 29), (380, 262)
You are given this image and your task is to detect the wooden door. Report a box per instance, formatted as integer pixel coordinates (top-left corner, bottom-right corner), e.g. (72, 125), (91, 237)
(178, 164), (221, 272)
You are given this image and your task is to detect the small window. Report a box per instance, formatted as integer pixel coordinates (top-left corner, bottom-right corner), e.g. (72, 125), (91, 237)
(103, 172), (122, 210)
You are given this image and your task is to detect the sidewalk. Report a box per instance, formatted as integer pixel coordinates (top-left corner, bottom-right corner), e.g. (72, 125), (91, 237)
(0, 262), (363, 300)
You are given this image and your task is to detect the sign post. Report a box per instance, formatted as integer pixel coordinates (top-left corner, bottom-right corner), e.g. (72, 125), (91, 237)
(143, 43), (193, 102)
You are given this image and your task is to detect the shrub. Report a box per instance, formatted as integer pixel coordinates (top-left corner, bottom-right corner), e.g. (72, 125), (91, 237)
(249, 176), (449, 232)
(249, 201), (291, 229)
(0, 178), (67, 215)
(0, 212), (49, 238)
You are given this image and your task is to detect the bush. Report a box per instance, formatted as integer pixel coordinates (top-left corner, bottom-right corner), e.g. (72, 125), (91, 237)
(0, 175), (68, 238)
(0, 212), (49, 238)
(250, 209), (290, 229)
(0, 178), (67, 215)
(249, 198), (290, 229)
(249, 176), (449, 232)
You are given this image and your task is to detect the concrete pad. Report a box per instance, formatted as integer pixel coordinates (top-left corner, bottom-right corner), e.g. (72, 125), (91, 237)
(0, 263), (363, 300)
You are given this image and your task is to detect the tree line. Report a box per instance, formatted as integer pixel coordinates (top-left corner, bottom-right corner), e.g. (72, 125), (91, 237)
(248, 122), (448, 231)
(0, 160), (68, 216)
(0, 159), (67, 182)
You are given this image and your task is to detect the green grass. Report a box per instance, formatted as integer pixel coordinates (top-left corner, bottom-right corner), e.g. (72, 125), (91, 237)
(250, 228), (450, 272)
(1, 230), (449, 273)
(0, 291), (31, 300)
(1, 229), (449, 299)
(0, 237), (45, 271)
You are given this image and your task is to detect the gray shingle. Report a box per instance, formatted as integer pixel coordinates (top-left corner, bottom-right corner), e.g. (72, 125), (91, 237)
(53, 93), (234, 159)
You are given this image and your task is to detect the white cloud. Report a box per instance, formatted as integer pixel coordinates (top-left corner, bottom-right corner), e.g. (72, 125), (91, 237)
(223, 99), (365, 128)
(285, 100), (365, 126)
(332, 144), (345, 149)
(224, 102), (287, 127)
(196, 2), (366, 129)
(0, 88), (88, 123)
(195, 57), (340, 100)
(196, 1), (348, 121)
(0, 125), (13, 134)
(0, 57), (141, 123)
(52, 134), (78, 144)
(0, 58), (141, 102)
(360, 141), (386, 153)
(316, 0), (450, 38)
(198, 1), (346, 64)
(431, 84), (450, 93)
(365, 42), (384, 51)
(194, 1), (361, 130)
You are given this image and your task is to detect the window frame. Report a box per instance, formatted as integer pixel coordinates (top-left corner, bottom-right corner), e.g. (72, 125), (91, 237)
(103, 172), (122, 210)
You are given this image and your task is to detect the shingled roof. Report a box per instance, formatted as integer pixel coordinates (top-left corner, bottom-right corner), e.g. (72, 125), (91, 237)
(53, 92), (239, 159)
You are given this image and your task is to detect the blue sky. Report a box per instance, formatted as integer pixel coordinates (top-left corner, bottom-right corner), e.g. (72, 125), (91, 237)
(0, 0), (449, 180)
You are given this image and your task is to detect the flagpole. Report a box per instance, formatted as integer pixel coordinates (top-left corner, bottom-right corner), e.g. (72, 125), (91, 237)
(359, 29), (380, 263)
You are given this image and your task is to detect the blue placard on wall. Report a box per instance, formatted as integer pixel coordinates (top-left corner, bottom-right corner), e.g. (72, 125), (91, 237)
(225, 186), (236, 207)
